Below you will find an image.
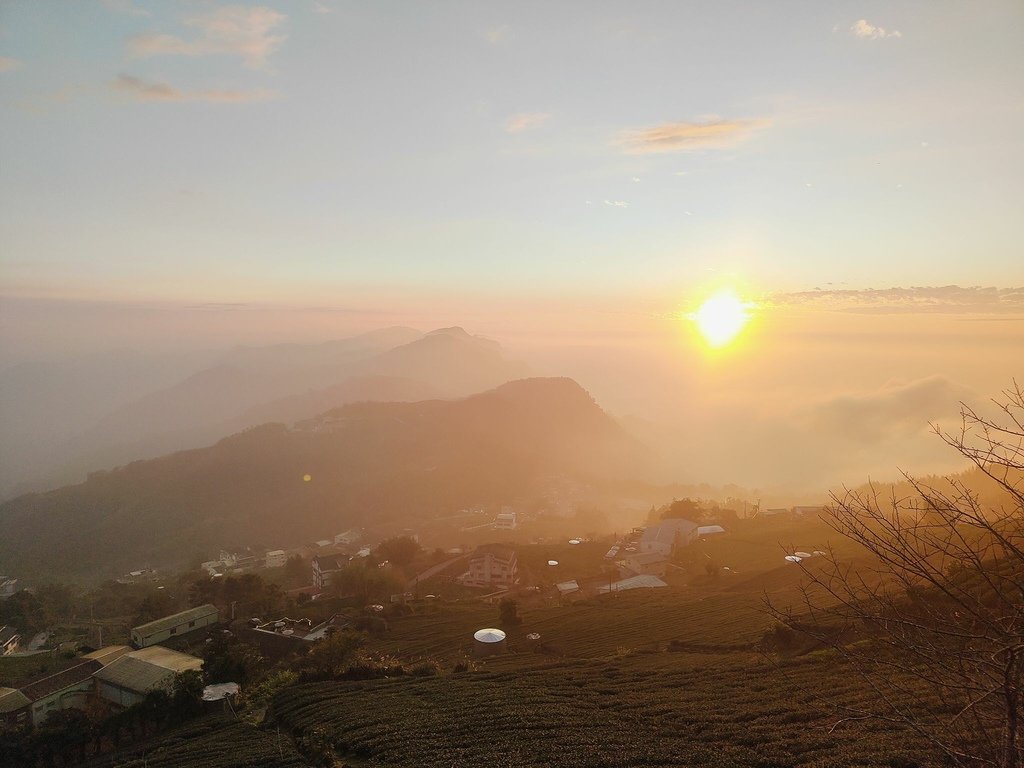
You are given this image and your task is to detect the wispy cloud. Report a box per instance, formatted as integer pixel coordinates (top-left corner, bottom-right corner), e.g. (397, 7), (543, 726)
(111, 74), (277, 104)
(771, 286), (1024, 314)
(850, 19), (902, 40)
(101, 0), (150, 17)
(483, 25), (510, 44)
(311, 2), (333, 14)
(0, 56), (24, 73)
(619, 117), (770, 154)
(505, 112), (550, 133)
(128, 6), (286, 69)
(604, 199), (629, 208)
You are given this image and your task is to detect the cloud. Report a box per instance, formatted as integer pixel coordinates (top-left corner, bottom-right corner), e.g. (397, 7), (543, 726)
(771, 286), (1024, 314)
(505, 112), (550, 133)
(619, 117), (770, 154)
(850, 19), (902, 39)
(483, 25), (510, 44)
(0, 56), (24, 73)
(128, 5), (286, 69)
(111, 74), (277, 103)
(604, 199), (629, 208)
(805, 377), (972, 443)
(312, 2), (334, 13)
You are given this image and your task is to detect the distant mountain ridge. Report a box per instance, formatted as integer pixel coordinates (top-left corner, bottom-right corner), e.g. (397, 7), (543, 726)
(0, 377), (645, 582)
(1, 326), (529, 497)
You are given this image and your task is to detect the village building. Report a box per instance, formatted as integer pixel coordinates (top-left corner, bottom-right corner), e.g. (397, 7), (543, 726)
(598, 574), (668, 594)
(0, 577), (18, 599)
(130, 604), (219, 648)
(93, 646), (203, 709)
(621, 552), (669, 577)
(0, 687), (31, 728)
(458, 544), (519, 589)
(265, 549), (287, 569)
(334, 528), (362, 546)
(639, 518), (698, 557)
(18, 646), (129, 726)
(493, 507), (517, 530)
(0, 625), (21, 655)
(312, 553), (348, 589)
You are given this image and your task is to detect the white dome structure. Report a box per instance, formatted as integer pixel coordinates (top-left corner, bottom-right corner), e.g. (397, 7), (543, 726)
(473, 627), (507, 657)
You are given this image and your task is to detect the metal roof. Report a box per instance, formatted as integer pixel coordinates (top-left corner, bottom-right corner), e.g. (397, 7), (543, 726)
(83, 645), (131, 665)
(19, 660), (101, 701)
(473, 628), (507, 643)
(132, 604), (218, 638)
(641, 519), (697, 543)
(598, 574), (668, 593)
(93, 646), (202, 694)
(0, 687), (31, 714)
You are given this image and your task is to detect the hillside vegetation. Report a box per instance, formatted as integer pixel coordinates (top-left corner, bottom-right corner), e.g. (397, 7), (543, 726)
(0, 378), (644, 582)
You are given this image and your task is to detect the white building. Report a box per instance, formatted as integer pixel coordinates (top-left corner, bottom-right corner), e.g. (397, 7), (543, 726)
(494, 509), (517, 530)
(131, 604), (219, 648)
(312, 554), (348, 589)
(265, 550), (287, 569)
(459, 544), (519, 588)
(639, 518), (698, 557)
(93, 646), (203, 709)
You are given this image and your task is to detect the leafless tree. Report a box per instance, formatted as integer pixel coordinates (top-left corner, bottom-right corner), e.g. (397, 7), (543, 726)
(770, 381), (1024, 767)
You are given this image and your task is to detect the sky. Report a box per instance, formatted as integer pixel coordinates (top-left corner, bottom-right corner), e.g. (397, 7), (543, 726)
(1, 0), (1022, 307)
(0, 1), (1022, 494)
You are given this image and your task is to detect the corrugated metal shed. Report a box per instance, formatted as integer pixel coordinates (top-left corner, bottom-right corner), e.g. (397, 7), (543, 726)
(132, 604), (218, 638)
(598, 574), (668, 593)
(93, 646), (202, 695)
(83, 645), (131, 665)
(18, 660), (102, 701)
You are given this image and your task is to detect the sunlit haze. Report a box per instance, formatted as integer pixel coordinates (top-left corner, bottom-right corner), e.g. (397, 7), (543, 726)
(0, 3), (1022, 495)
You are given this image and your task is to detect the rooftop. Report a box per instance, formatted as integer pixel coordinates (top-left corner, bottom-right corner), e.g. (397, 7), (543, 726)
(0, 687), (31, 714)
(132, 603), (218, 638)
(473, 543), (517, 561)
(598, 574), (669, 593)
(93, 646), (202, 694)
(0, 625), (19, 645)
(641, 518), (697, 543)
(623, 552), (668, 565)
(19, 660), (102, 701)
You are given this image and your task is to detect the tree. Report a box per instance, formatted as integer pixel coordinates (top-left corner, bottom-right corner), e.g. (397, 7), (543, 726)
(498, 598), (521, 628)
(771, 382), (1024, 768)
(203, 634), (264, 685)
(374, 536), (421, 569)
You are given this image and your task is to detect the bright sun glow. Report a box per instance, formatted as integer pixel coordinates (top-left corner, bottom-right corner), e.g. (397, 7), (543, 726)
(692, 290), (751, 348)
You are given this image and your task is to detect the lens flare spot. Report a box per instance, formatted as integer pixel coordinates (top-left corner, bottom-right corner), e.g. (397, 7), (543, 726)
(303, 473), (312, 482)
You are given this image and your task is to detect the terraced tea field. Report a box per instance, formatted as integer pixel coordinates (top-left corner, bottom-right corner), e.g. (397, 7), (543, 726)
(109, 717), (306, 768)
(271, 651), (940, 767)
(380, 569), (822, 662)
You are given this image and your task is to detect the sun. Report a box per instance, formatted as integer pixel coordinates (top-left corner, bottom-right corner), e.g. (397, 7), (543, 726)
(692, 289), (752, 348)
